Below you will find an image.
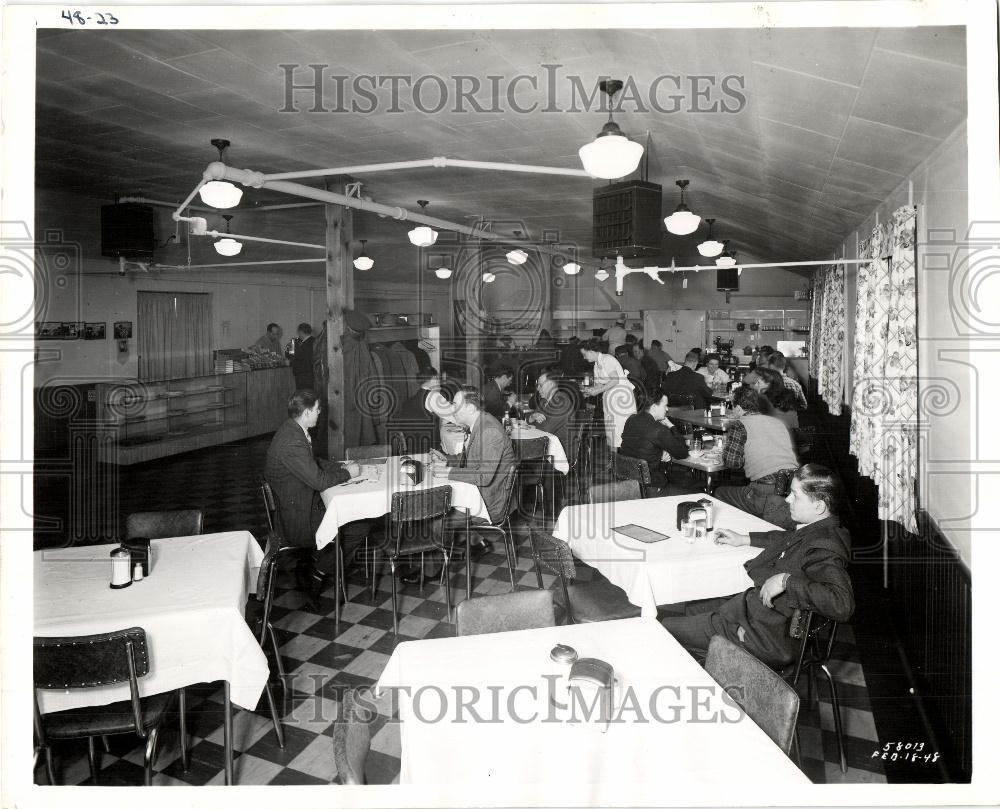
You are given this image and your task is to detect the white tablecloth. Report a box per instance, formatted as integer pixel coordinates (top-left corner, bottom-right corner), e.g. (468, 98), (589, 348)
(376, 618), (810, 796)
(34, 532), (269, 712)
(553, 495), (780, 617)
(317, 454), (489, 549)
(510, 423), (569, 473)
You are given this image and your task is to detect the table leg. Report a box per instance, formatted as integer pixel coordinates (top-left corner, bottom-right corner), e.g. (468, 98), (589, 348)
(334, 538), (342, 630)
(223, 681), (234, 785)
(465, 513), (473, 601)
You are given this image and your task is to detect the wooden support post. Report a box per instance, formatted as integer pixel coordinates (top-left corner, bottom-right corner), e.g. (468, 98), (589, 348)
(324, 177), (354, 460)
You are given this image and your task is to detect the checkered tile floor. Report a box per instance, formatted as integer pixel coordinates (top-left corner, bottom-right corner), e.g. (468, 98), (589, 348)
(37, 436), (886, 786)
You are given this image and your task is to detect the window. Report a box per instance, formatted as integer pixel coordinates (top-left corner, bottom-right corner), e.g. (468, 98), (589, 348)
(137, 292), (213, 381)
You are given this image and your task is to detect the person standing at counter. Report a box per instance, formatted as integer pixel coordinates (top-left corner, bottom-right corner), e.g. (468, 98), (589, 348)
(254, 322), (284, 355)
(580, 338), (636, 450)
(604, 318), (628, 353)
(289, 322), (315, 390)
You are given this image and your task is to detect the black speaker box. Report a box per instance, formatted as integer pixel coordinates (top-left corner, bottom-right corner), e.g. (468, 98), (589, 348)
(101, 203), (155, 260)
(716, 267), (739, 291)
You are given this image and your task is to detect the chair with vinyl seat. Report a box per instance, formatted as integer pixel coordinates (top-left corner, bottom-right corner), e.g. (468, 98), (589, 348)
(367, 486), (454, 634)
(704, 634), (800, 755)
(450, 463), (520, 593)
(512, 435), (551, 522)
(784, 610), (848, 772)
(333, 687), (373, 784)
(587, 479), (641, 504)
(345, 444), (392, 461)
(611, 451), (652, 499)
(456, 589), (556, 636)
(33, 627), (188, 786)
(563, 418), (592, 505)
(125, 510), (203, 540)
(527, 527), (641, 625)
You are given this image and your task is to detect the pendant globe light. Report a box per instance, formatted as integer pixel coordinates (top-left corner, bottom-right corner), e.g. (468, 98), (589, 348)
(697, 217), (724, 258)
(715, 241), (736, 268)
(213, 215), (242, 256)
(434, 266), (452, 279)
(482, 271), (496, 283)
(578, 79), (644, 180)
(562, 245), (581, 275)
(200, 139), (243, 209)
(408, 200), (438, 247)
(594, 260), (609, 282)
(353, 239), (374, 270)
(506, 230), (528, 265)
(663, 179), (701, 235)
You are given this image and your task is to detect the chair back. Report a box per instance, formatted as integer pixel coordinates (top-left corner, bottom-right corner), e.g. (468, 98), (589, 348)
(704, 635), (800, 754)
(346, 444), (391, 461)
(390, 486), (452, 523)
(456, 590), (556, 636)
(34, 628), (150, 737)
(612, 452), (651, 486)
(125, 510), (203, 540)
(587, 479), (641, 504)
(669, 394), (696, 410)
(388, 430), (408, 457)
(260, 479), (279, 533)
(788, 610), (839, 684)
(527, 527), (577, 583)
(333, 688), (372, 785)
(513, 436), (548, 461)
(491, 463), (521, 525)
(566, 419), (589, 473)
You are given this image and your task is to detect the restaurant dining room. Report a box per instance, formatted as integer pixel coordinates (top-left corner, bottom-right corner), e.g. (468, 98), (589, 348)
(3, 2), (998, 806)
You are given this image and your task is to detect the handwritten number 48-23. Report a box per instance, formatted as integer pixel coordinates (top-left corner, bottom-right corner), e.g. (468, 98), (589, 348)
(62, 10), (119, 25)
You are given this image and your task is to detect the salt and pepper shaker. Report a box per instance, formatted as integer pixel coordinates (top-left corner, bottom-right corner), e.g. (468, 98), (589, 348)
(109, 545), (132, 589)
(549, 644), (579, 713)
(133, 562), (144, 582)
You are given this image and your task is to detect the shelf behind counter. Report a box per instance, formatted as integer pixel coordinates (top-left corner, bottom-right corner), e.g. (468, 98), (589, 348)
(96, 366), (294, 465)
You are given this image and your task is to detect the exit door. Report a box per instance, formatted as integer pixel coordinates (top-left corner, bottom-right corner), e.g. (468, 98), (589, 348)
(642, 310), (706, 360)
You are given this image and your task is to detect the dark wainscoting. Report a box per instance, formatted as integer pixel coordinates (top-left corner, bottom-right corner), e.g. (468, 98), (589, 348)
(887, 514), (972, 782)
(802, 388), (971, 782)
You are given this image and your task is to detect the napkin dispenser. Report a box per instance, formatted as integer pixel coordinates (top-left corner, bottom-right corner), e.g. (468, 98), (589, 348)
(399, 456), (424, 485)
(676, 500), (705, 530)
(122, 537), (151, 576)
(567, 657), (615, 731)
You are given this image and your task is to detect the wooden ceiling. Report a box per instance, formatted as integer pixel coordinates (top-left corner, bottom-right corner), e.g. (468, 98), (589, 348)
(35, 26), (966, 276)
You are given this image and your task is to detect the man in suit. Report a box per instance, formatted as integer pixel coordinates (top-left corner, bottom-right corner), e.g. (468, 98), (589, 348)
(663, 350), (714, 409)
(390, 366), (441, 454)
(431, 385), (516, 547)
(483, 362), (514, 421)
(288, 322), (315, 390)
(264, 389), (362, 605)
(527, 365), (582, 452)
(661, 464), (854, 669)
(618, 389), (689, 494)
(647, 339), (673, 372)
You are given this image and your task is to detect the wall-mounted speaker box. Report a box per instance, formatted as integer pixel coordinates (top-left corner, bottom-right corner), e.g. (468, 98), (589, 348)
(716, 268), (739, 291)
(592, 180), (662, 260)
(101, 203), (155, 261)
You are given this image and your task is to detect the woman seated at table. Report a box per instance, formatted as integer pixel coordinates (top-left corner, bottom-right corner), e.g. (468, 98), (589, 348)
(753, 367), (799, 430)
(264, 389), (363, 604)
(662, 464), (854, 670)
(712, 386), (799, 530)
(618, 390), (690, 496)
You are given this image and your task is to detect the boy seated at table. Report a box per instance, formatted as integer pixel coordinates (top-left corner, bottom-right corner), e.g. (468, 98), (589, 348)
(661, 464), (854, 670)
(618, 389), (690, 496)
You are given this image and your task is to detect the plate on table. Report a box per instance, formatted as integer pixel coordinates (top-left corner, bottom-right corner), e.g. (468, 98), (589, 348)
(688, 449), (705, 458)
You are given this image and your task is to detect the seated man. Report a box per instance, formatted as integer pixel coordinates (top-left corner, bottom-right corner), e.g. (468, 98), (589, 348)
(662, 464), (854, 669)
(697, 352), (732, 391)
(618, 390), (690, 495)
(483, 362), (514, 422)
(527, 365), (583, 452)
(646, 339), (673, 373)
(767, 352), (808, 410)
(390, 365), (442, 454)
(264, 389), (362, 604)
(663, 350), (714, 409)
(713, 386), (799, 530)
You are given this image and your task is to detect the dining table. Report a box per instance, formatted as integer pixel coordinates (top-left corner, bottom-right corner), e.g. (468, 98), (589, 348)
(376, 617), (810, 799)
(552, 494), (781, 618)
(33, 531), (269, 785)
(669, 446), (726, 491)
(318, 454), (491, 606)
(666, 406), (736, 433)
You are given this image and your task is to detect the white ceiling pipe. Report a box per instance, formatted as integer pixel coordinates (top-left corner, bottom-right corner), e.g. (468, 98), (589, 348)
(263, 156), (592, 183)
(202, 229), (326, 250)
(117, 195), (215, 214)
(249, 202), (324, 211)
(612, 255), (873, 295)
(156, 258), (326, 270)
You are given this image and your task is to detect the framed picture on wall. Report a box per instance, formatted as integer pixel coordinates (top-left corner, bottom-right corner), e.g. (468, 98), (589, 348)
(84, 322), (106, 340)
(35, 322), (82, 340)
(113, 321), (133, 340)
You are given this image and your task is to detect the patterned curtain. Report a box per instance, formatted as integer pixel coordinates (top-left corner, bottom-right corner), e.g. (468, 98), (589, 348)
(849, 206), (919, 532)
(810, 264), (846, 415)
